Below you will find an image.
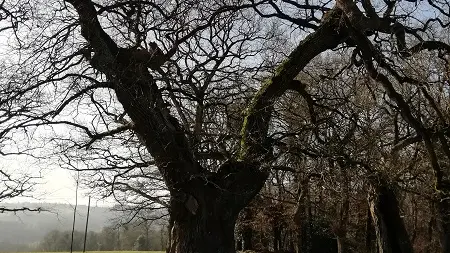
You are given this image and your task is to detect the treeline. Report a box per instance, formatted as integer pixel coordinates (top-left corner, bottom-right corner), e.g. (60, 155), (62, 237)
(224, 52), (448, 253)
(35, 222), (168, 252)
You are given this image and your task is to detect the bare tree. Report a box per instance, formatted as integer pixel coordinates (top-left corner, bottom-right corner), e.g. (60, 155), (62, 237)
(0, 0), (44, 212)
(3, 0), (450, 252)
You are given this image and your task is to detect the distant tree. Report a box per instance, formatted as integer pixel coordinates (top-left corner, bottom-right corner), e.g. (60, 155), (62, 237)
(133, 234), (149, 251)
(97, 226), (118, 251)
(0, 0), (43, 215)
(37, 230), (86, 251)
(0, 170), (42, 213)
(38, 230), (60, 251)
(85, 231), (100, 251)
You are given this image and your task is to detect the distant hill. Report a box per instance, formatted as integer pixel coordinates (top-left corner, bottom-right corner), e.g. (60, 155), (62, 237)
(0, 202), (117, 251)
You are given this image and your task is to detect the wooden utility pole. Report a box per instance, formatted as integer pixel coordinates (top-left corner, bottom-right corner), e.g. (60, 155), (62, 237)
(83, 196), (91, 252)
(70, 174), (79, 253)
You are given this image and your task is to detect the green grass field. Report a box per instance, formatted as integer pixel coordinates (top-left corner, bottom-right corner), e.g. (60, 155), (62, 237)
(18, 252), (164, 253)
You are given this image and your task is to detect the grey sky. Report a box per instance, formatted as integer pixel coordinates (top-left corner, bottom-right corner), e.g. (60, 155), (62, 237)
(2, 155), (112, 206)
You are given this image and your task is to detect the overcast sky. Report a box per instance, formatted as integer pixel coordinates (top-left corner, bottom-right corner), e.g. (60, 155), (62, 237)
(2, 155), (113, 207)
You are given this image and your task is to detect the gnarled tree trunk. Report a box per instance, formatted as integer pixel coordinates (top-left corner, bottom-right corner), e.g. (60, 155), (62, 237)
(66, 1), (345, 252)
(166, 163), (267, 253)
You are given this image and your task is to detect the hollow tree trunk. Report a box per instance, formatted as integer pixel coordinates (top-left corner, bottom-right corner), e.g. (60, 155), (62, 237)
(167, 162), (268, 253)
(368, 175), (413, 253)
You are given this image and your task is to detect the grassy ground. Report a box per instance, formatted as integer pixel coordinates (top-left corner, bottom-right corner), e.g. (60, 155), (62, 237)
(18, 252), (165, 253)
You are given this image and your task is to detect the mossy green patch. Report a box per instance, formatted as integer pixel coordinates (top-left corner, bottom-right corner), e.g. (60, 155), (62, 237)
(239, 77), (273, 159)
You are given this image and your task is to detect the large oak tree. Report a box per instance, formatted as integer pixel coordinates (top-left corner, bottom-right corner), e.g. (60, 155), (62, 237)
(3, 0), (450, 252)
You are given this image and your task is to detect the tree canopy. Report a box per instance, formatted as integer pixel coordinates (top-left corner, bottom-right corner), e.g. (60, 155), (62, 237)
(0, 0), (450, 252)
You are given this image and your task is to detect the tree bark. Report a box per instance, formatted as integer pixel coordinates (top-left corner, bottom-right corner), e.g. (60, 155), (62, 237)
(336, 238), (346, 253)
(437, 197), (450, 253)
(241, 207), (254, 251)
(437, 135), (450, 253)
(167, 191), (237, 253)
(66, 1), (345, 252)
(273, 224), (282, 252)
(426, 204), (435, 253)
(336, 3), (450, 251)
(294, 179), (312, 253)
(166, 162), (267, 253)
(239, 8), (345, 161)
(242, 227), (254, 251)
(336, 163), (350, 253)
(365, 206), (375, 253)
(368, 175), (413, 253)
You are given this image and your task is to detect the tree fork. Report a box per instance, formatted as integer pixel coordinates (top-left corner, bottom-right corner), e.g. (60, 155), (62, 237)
(67, 1), (346, 252)
(240, 8), (345, 161)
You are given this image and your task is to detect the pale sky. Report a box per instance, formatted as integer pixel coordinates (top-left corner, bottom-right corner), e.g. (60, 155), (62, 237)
(2, 155), (113, 207)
